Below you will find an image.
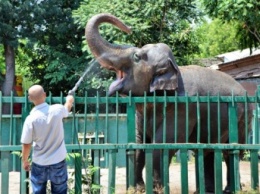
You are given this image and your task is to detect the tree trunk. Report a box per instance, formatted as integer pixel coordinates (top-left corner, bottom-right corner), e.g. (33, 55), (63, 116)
(1, 44), (15, 114)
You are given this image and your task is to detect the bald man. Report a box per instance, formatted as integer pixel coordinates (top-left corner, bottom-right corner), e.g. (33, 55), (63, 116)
(21, 85), (74, 194)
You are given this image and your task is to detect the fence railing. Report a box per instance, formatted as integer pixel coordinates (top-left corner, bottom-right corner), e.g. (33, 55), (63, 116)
(0, 87), (259, 194)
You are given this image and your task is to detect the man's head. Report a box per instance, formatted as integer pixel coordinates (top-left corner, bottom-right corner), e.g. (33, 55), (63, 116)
(28, 85), (46, 105)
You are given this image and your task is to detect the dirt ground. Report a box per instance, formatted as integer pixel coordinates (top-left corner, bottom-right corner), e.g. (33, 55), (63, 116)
(99, 161), (260, 194)
(2, 161), (260, 194)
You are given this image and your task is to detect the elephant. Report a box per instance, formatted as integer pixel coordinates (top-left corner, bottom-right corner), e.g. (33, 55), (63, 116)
(85, 13), (252, 193)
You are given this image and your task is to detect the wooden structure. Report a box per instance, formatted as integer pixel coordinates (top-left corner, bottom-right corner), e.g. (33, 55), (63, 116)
(209, 48), (260, 96)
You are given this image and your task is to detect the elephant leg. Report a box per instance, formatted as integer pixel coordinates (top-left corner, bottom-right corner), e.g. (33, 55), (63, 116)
(223, 151), (242, 194)
(204, 152), (215, 192)
(135, 149), (145, 192)
(153, 149), (163, 193)
(223, 152), (231, 193)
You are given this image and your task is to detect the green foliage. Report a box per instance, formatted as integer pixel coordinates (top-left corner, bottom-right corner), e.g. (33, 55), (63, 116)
(194, 19), (241, 58)
(21, 0), (88, 95)
(0, 0), (90, 95)
(201, 0), (260, 49)
(67, 153), (102, 193)
(73, 0), (204, 66)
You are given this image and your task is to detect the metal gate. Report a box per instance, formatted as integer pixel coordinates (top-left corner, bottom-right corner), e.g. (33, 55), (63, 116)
(0, 87), (259, 194)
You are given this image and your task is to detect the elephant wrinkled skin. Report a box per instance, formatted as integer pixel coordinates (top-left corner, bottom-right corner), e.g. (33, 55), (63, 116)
(85, 13), (252, 193)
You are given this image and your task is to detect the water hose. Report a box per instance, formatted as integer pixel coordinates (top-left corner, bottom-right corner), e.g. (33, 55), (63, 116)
(68, 60), (96, 95)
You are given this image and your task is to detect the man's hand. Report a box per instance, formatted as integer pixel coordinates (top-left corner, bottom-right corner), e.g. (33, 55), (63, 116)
(22, 143), (31, 171)
(65, 95), (74, 112)
(23, 160), (30, 171)
(66, 95), (74, 104)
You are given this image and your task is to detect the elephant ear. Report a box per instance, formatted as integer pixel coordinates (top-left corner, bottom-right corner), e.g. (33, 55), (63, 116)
(150, 58), (179, 92)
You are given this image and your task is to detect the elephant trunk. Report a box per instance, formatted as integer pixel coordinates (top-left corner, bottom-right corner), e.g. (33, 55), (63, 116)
(85, 13), (133, 69)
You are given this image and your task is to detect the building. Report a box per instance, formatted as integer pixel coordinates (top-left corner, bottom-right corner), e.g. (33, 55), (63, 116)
(209, 48), (260, 96)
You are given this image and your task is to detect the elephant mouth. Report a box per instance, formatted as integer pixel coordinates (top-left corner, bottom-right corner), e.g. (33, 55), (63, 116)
(108, 70), (126, 96)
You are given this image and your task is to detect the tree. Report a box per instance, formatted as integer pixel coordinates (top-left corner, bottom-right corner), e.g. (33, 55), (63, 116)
(73, 0), (204, 66)
(201, 0), (260, 50)
(194, 19), (241, 58)
(21, 0), (86, 95)
(0, 0), (85, 109)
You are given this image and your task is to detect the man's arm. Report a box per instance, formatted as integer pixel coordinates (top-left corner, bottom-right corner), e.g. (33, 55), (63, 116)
(22, 143), (31, 171)
(64, 95), (74, 112)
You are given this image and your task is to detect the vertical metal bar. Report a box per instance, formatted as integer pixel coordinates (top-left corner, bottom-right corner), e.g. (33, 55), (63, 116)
(174, 92), (178, 143)
(93, 150), (101, 189)
(21, 92), (30, 193)
(217, 93), (221, 143)
(145, 149), (153, 194)
(72, 94), (77, 144)
(214, 149), (223, 194)
(185, 93), (189, 143)
(104, 91), (109, 167)
(95, 91), (99, 144)
(48, 92), (52, 105)
(163, 149), (169, 194)
(180, 149), (188, 194)
(0, 91), (2, 146)
(93, 91), (100, 189)
(1, 151), (9, 194)
(207, 92), (211, 143)
(116, 92), (119, 143)
(244, 91), (248, 143)
(228, 150), (240, 192)
(163, 91), (167, 143)
(20, 165), (28, 194)
(228, 101), (240, 192)
(83, 92), (88, 145)
(153, 92), (156, 143)
(196, 93), (201, 143)
(75, 153), (82, 194)
(143, 92), (147, 143)
(126, 150), (135, 190)
(126, 92), (136, 189)
(22, 90), (30, 123)
(82, 92), (88, 160)
(195, 149), (205, 194)
(108, 149), (117, 194)
(105, 91), (109, 144)
(10, 91), (14, 145)
(250, 86), (260, 190)
(229, 103), (238, 142)
(13, 118), (17, 170)
(250, 150), (259, 190)
(254, 86), (259, 145)
(127, 92), (135, 143)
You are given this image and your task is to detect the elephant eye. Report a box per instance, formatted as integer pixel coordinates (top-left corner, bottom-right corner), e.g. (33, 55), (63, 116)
(133, 53), (141, 63)
(156, 68), (167, 76)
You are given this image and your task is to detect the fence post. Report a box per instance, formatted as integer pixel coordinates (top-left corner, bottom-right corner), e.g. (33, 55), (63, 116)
(74, 152), (82, 194)
(195, 149), (205, 194)
(1, 151), (9, 194)
(250, 85), (260, 190)
(108, 149), (117, 194)
(126, 95), (136, 190)
(180, 149), (189, 194)
(228, 101), (240, 192)
(214, 149), (223, 194)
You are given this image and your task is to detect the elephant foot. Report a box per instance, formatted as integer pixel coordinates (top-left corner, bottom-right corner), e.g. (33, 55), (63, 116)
(135, 182), (164, 194)
(194, 190), (231, 194)
(136, 182), (145, 193)
(223, 184), (243, 194)
(194, 192), (215, 194)
(153, 184), (163, 194)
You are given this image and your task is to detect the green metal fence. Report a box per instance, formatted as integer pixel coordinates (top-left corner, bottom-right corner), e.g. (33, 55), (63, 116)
(0, 87), (259, 194)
